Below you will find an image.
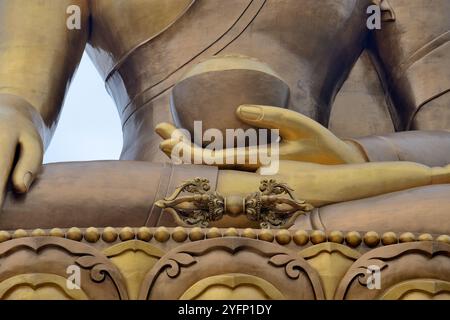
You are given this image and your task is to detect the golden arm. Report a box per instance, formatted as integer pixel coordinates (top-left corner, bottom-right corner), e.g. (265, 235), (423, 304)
(155, 104), (450, 207)
(217, 160), (450, 208)
(0, 0), (89, 201)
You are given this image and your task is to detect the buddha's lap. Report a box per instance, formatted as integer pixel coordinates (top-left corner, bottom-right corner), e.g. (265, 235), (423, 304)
(292, 184), (450, 235)
(0, 161), (448, 233)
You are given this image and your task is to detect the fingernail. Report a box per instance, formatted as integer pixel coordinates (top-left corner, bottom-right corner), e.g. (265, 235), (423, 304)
(238, 105), (263, 121)
(23, 172), (33, 191)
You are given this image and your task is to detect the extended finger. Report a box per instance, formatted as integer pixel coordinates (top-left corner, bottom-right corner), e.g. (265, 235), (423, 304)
(159, 138), (200, 165)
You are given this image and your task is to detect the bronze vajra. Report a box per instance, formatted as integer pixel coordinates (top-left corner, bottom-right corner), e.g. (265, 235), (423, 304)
(155, 177), (314, 228)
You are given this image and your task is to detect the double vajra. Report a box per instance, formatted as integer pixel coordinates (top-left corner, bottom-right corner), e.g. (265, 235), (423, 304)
(155, 177), (314, 229)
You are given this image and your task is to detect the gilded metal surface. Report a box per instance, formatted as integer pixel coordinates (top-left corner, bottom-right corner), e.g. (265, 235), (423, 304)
(155, 177), (225, 227)
(0, 228), (447, 300)
(179, 273), (285, 300)
(0, 0), (449, 215)
(0, 0), (450, 299)
(244, 179), (313, 229)
(156, 178), (312, 228)
(0, 0), (450, 300)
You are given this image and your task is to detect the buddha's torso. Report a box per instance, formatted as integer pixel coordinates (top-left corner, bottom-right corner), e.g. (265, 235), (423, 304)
(86, 0), (372, 161)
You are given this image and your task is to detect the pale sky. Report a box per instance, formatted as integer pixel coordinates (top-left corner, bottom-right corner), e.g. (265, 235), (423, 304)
(44, 53), (123, 163)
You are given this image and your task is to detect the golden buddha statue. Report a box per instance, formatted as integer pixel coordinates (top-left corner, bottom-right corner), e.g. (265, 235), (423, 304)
(1, 0), (450, 302)
(0, 0), (449, 234)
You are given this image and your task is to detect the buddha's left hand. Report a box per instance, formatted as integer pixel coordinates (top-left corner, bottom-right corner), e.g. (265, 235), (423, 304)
(155, 105), (367, 170)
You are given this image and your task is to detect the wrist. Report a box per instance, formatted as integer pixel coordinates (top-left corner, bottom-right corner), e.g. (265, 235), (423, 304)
(344, 140), (369, 163)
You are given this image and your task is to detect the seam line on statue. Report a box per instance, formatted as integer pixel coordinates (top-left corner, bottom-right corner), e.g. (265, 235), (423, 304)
(377, 135), (400, 161)
(121, 86), (174, 128)
(155, 165), (176, 226)
(119, 0), (268, 128)
(145, 164), (174, 227)
(144, 165), (167, 226)
(310, 209), (325, 230)
(407, 88), (450, 131)
(214, 0), (267, 55)
(392, 31), (450, 78)
(115, 0), (255, 114)
(316, 210), (325, 230)
(344, 139), (370, 162)
(103, 0), (197, 83)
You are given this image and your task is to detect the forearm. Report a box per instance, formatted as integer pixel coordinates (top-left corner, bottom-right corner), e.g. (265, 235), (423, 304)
(0, 0), (89, 146)
(218, 161), (450, 207)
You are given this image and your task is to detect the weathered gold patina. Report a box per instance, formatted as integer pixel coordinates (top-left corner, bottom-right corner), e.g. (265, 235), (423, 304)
(0, 0), (449, 300)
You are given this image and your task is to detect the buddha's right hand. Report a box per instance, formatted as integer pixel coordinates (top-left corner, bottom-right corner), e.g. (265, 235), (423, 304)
(0, 94), (44, 209)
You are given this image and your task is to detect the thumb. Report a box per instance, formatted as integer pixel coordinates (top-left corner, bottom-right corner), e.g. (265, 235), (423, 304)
(236, 104), (326, 140)
(11, 134), (43, 194)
